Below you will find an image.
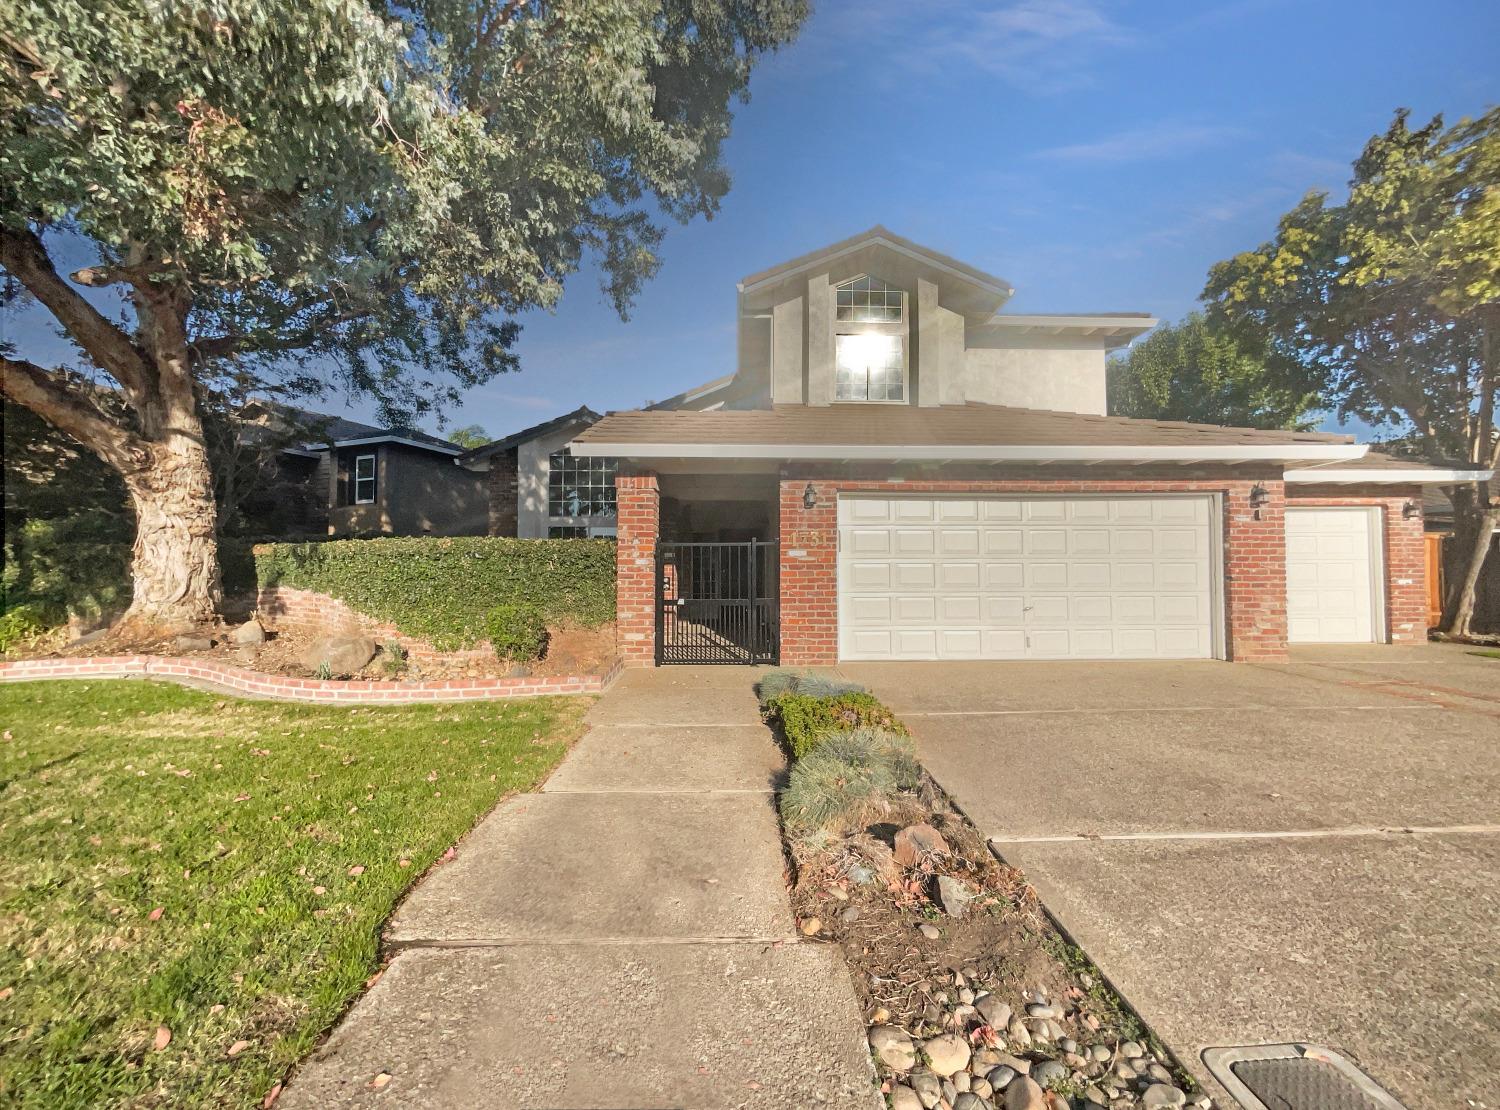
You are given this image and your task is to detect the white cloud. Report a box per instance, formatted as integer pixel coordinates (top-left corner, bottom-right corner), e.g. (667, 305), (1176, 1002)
(1032, 120), (1242, 164)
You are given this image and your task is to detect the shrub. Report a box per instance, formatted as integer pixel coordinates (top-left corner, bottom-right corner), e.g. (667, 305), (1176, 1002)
(486, 602), (547, 661)
(766, 691), (907, 760)
(754, 670), (866, 704)
(254, 537), (615, 650)
(0, 603), (49, 654)
(779, 729), (921, 836)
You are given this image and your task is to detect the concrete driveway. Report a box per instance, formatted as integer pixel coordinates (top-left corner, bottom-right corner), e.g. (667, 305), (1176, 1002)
(841, 644), (1500, 1110)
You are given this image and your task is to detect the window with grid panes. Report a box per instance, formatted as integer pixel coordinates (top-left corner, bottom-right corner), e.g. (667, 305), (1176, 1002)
(547, 449), (617, 530)
(834, 275), (907, 401)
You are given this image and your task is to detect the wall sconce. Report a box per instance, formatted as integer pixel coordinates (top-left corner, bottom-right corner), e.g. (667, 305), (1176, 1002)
(802, 482), (818, 511)
(1402, 499), (1420, 520)
(1248, 482), (1269, 521)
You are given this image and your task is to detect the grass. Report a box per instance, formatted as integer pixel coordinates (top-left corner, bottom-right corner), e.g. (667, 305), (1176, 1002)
(1466, 649), (1500, 660)
(0, 679), (588, 1108)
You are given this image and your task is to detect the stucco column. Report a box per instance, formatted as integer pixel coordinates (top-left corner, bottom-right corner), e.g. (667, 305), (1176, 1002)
(778, 478), (838, 665)
(615, 474), (660, 666)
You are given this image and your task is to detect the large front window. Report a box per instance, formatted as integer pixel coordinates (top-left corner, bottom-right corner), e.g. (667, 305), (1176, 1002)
(836, 333), (906, 401)
(834, 275), (907, 402)
(548, 449), (616, 536)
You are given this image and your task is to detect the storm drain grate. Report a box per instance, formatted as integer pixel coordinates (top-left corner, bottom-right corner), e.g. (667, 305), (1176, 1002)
(1202, 1044), (1407, 1110)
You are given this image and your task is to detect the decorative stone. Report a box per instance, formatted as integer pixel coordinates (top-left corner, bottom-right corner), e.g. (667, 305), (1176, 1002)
(174, 634), (213, 652)
(1006, 1016), (1031, 1048)
(800, 917), (822, 936)
(1141, 1084), (1187, 1109)
(1089, 1044), (1112, 1064)
(918, 923), (941, 940)
(953, 1069), (971, 1092)
(954, 1094), (989, 1110)
(921, 1033), (971, 1077)
(894, 823), (951, 868)
(1147, 1063), (1174, 1084)
(300, 634), (375, 676)
(1026, 1002), (1062, 1020)
(1004, 1075), (1046, 1110)
(889, 1084), (924, 1110)
(230, 619), (265, 645)
(975, 994), (1011, 1029)
(840, 905), (860, 923)
(986, 1066), (1016, 1090)
(973, 1078), (993, 1099)
(1032, 1060), (1067, 1087)
(937, 874), (975, 917)
(868, 1025), (916, 1072)
(1121, 1041), (1146, 1059)
(909, 1071), (942, 1109)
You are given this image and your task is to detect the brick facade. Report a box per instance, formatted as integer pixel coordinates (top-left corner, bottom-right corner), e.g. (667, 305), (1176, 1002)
(1286, 484), (1427, 643)
(487, 448), (520, 536)
(777, 472), (1293, 665)
(615, 474), (661, 666)
(0, 655), (621, 703)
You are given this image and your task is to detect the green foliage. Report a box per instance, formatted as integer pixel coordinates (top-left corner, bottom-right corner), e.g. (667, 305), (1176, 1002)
(1107, 312), (1320, 429)
(2, 0), (810, 425)
(380, 640), (408, 676)
(779, 729), (921, 836)
(485, 602), (547, 662)
(754, 670), (866, 704)
(765, 691), (906, 761)
(446, 425), (491, 450)
(0, 679), (582, 1107)
(254, 537), (615, 650)
(0, 603), (48, 653)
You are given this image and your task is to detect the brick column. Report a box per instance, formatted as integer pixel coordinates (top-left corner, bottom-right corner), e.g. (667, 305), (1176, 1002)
(615, 474), (660, 667)
(1224, 479), (1289, 662)
(487, 448), (519, 536)
(778, 479), (838, 665)
(1383, 494), (1427, 643)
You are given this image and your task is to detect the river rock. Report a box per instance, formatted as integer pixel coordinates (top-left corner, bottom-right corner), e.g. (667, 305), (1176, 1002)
(921, 1032), (971, 1077)
(888, 1085), (923, 1110)
(230, 619), (266, 645)
(868, 1025), (916, 1072)
(894, 823), (951, 867)
(1004, 1076), (1046, 1110)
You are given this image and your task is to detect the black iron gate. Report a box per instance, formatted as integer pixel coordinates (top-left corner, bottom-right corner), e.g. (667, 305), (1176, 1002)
(656, 541), (779, 665)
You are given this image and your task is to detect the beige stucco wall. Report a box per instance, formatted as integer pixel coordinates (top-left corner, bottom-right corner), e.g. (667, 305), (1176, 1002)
(961, 343), (1107, 415)
(516, 423), (584, 538)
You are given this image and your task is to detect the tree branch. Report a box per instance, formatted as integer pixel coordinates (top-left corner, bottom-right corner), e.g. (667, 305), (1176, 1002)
(1, 355), (144, 472)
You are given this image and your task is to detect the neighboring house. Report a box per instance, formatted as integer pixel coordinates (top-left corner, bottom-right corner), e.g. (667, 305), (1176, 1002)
(458, 407), (613, 538)
(560, 225), (1493, 667)
(1423, 480), (1500, 631)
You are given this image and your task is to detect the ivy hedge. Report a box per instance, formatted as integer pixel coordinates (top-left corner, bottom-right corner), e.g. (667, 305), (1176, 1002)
(253, 537), (616, 651)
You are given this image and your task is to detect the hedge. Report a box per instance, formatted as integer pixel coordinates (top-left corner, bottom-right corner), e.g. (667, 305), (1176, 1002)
(764, 691), (908, 761)
(253, 537), (615, 651)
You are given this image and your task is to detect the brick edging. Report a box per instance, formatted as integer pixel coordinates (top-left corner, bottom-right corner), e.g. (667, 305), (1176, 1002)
(0, 655), (623, 704)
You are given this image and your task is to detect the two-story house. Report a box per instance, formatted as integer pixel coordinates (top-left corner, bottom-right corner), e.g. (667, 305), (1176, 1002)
(565, 227), (1488, 667)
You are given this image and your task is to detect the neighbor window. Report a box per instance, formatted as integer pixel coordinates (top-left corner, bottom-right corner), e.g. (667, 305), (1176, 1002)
(548, 449), (616, 534)
(352, 453), (376, 504)
(836, 333), (906, 401)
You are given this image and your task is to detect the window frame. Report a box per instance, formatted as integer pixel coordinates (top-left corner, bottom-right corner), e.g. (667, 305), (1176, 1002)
(833, 275), (909, 404)
(546, 448), (618, 535)
(352, 452), (377, 505)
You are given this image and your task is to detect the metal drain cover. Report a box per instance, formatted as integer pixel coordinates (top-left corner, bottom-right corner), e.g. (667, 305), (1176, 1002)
(1202, 1044), (1408, 1110)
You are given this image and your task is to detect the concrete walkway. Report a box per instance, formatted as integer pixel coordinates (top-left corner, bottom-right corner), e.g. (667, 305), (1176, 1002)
(283, 668), (875, 1110)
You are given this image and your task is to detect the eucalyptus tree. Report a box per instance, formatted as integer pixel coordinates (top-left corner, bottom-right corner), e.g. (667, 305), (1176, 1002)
(1205, 107), (1500, 635)
(1, 0), (805, 632)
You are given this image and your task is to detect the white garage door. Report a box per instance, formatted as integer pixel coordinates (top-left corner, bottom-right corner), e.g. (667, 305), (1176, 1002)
(837, 495), (1218, 661)
(1285, 507), (1380, 643)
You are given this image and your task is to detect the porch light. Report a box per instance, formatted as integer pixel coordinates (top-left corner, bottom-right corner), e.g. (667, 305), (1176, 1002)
(1249, 482), (1269, 521)
(1402, 499), (1420, 520)
(802, 482), (818, 510)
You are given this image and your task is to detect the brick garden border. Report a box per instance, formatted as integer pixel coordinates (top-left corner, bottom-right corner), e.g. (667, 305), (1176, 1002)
(0, 655), (622, 704)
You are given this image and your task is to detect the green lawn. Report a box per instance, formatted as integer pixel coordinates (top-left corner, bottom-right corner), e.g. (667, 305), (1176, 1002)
(0, 680), (587, 1108)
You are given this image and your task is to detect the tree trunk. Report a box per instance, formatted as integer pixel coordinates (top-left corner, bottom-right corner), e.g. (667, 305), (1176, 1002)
(119, 434), (223, 630)
(1441, 489), (1499, 638)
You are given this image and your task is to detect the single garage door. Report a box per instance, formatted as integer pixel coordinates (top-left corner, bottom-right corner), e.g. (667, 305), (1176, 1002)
(1285, 507), (1380, 643)
(837, 495), (1218, 661)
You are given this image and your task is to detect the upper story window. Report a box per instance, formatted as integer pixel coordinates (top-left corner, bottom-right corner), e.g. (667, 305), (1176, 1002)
(352, 453), (376, 504)
(836, 275), (905, 323)
(548, 449), (617, 525)
(834, 275), (908, 401)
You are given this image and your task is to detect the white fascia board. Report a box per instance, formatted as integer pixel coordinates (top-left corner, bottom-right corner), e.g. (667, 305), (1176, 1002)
(571, 442), (1367, 463)
(332, 436), (462, 456)
(1285, 467), (1494, 484)
(983, 314), (1158, 332)
(737, 235), (1014, 299)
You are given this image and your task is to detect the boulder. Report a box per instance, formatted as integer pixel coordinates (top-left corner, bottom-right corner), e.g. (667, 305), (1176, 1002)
(920, 1033), (970, 1077)
(173, 634), (213, 653)
(230, 619), (266, 646)
(893, 823), (951, 868)
(936, 874), (975, 917)
(300, 635), (376, 676)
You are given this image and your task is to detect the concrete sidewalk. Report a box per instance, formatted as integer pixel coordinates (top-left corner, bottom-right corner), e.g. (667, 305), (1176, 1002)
(283, 669), (875, 1110)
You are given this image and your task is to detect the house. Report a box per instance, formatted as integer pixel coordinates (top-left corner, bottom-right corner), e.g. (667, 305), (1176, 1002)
(560, 226), (1493, 667)
(1423, 480), (1500, 631)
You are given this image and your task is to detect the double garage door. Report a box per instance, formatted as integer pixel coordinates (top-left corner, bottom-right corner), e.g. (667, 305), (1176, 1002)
(838, 495), (1219, 661)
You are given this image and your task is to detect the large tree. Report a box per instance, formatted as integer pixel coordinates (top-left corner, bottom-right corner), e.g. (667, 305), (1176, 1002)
(1, 0), (805, 633)
(1205, 107), (1500, 636)
(1107, 311), (1321, 429)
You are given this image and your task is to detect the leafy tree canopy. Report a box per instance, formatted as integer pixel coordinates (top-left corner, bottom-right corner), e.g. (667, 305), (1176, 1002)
(446, 424), (491, 449)
(1107, 311), (1321, 429)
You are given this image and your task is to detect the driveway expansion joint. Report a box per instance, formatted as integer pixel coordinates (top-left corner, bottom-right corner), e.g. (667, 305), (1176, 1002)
(989, 824), (1500, 845)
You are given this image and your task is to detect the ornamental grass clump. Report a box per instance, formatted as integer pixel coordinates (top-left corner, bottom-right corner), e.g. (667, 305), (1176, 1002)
(755, 669), (866, 703)
(779, 728), (922, 837)
(766, 690), (906, 760)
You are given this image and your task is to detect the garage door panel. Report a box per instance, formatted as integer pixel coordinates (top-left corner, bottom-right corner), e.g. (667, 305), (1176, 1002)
(1285, 507), (1378, 644)
(838, 496), (1218, 661)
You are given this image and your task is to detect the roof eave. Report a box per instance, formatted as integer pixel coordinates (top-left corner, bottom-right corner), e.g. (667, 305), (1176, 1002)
(571, 442), (1368, 464)
(737, 229), (1014, 300)
(1284, 467), (1494, 485)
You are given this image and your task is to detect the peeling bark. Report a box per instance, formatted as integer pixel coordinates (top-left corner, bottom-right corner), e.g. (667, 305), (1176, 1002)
(120, 436), (223, 629)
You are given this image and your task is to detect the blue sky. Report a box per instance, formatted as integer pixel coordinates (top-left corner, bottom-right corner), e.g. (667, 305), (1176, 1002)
(9, 0), (1498, 439)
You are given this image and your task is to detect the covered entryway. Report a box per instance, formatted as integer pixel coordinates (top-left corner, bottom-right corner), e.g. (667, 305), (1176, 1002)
(1285, 506), (1382, 643)
(657, 540), (779, 665)
(837, 494), (1219, 661)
